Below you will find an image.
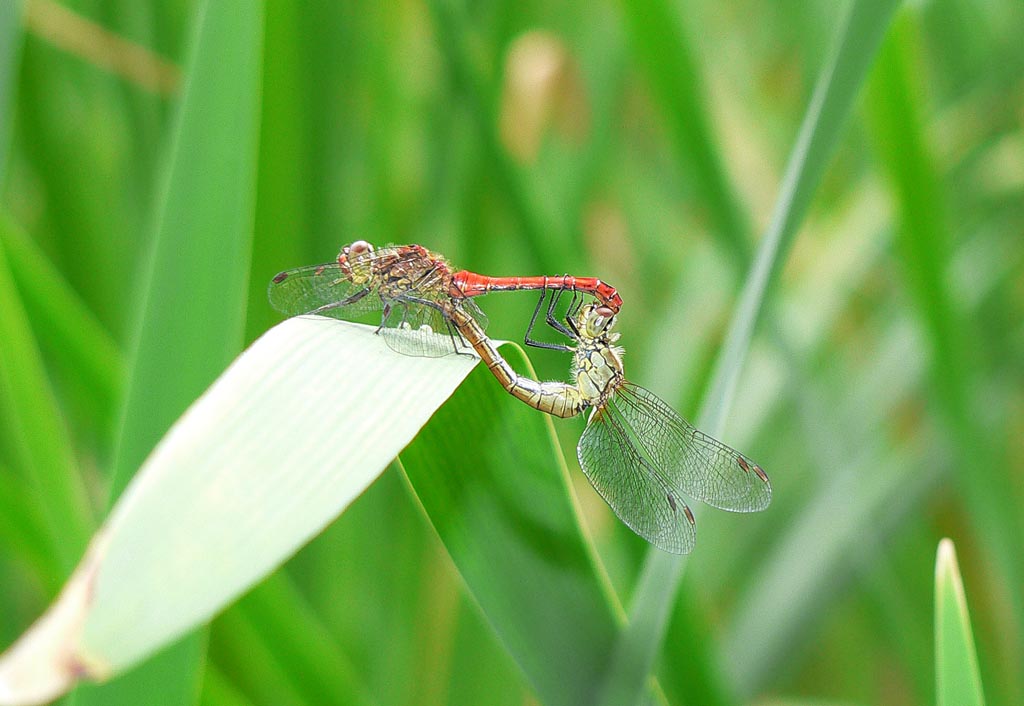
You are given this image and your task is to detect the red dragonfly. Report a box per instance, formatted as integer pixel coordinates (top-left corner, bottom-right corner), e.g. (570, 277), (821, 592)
(268, 241), (621, 357)
(269, 243), (769, 552)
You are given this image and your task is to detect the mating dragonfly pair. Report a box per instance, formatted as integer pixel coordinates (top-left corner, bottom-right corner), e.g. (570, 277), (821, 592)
(269, 242), (770, 554)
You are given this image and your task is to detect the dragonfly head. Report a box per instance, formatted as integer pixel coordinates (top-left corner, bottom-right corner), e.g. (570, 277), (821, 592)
(337, 240), (375, 282)
(578, 303), (619, 341)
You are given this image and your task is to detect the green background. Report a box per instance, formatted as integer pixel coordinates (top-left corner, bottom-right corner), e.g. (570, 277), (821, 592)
(1, 0), (1021, 704)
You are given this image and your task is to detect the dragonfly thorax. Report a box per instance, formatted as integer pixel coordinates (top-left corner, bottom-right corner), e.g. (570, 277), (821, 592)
(569, 303), (624, 406)
(572, 335), (624, 407)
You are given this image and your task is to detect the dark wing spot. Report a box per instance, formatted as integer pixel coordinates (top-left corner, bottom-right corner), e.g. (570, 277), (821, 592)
(753, 465), (770, 484)
(683, 506), (696, 526)
(737, 456), (750, 473)
(272, 271), (289, 283)
(667, 493), (677, 512)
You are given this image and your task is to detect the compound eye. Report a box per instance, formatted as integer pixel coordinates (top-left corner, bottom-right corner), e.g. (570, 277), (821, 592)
(582, 308), (609, 335)
(595, 305), (614, 319)
(348, 240), (373, 256)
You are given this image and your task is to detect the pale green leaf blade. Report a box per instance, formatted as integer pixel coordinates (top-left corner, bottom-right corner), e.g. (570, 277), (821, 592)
(0, 317), (474, 704)
(84, 1), (265, 702)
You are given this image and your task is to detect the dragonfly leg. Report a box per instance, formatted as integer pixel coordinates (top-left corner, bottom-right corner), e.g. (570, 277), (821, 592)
(309, 287), (370, 317)
(379, 300), (412, 333)
(375, 302), (392, 333)
(339, 288), (371, 306)
(397, 293), (454, 322)
(445, 319), (474, 356)
(393, 294), (472, 355)
(528, 340), (576, 352)
(525, 290), (574, 351)
(524, 290), (545, 344)
(544, 287), (576, 339)
(564, 291), (582, 338)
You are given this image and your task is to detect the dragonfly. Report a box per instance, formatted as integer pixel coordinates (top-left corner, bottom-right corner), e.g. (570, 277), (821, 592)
(475, 291), (772, 553)
(268, 241), (621, 358)
(270, 243), (769, 551)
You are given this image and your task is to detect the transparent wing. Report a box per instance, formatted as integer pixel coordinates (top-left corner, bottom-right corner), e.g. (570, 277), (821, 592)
(269, 255), (490, 358)
(376, 274), (489, 358)
(457, 297), (488, 332)
(379, 300), (471, 358)
(267, 263), (379, 318)
(614, 383), (771, 513)
(381, 259), (489, 332)
(577, 404), (696, 554)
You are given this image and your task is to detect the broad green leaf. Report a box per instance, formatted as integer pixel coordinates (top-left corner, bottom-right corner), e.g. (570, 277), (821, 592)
(400, 342), (630, 706)
(935, 539), (986, 706)
(0, 317), (473, 705)
(206, 610), (309, 706)
(598, 2), (903, 703)
(80, 1), (264, 703)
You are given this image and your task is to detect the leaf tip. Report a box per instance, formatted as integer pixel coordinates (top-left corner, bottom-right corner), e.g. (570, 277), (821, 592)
(935, 537), (961, 593)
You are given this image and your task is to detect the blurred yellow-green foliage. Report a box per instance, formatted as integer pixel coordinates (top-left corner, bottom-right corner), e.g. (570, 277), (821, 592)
(1, 0), (1022, 704)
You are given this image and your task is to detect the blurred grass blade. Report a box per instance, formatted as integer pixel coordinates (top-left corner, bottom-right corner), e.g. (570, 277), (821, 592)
(199, 667), (251, 706)
(246, 0), (308, 343)
(935, 539), (986, 706)
(0, 462), (58, 584)
(705, 0), (903, 436)
(2, 4), (95, 571)
(723, 444), (935, 695)
(598, 2), (903, 704)
(616, 0), (750, 266)
(0, 317), (473, 705)
(108, 0), (262, 502)
(425, 0), (560, 271)
(866, 16), (1024, 628)
(0, 218), (93, 573)
(0, 0), (24, 182)
(230, 573), (375, 706)
(399, 342), (635, 706)
(0, 212), (124, 435)
(206, 610), (311, 706)
(79, 1), (264, 703)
